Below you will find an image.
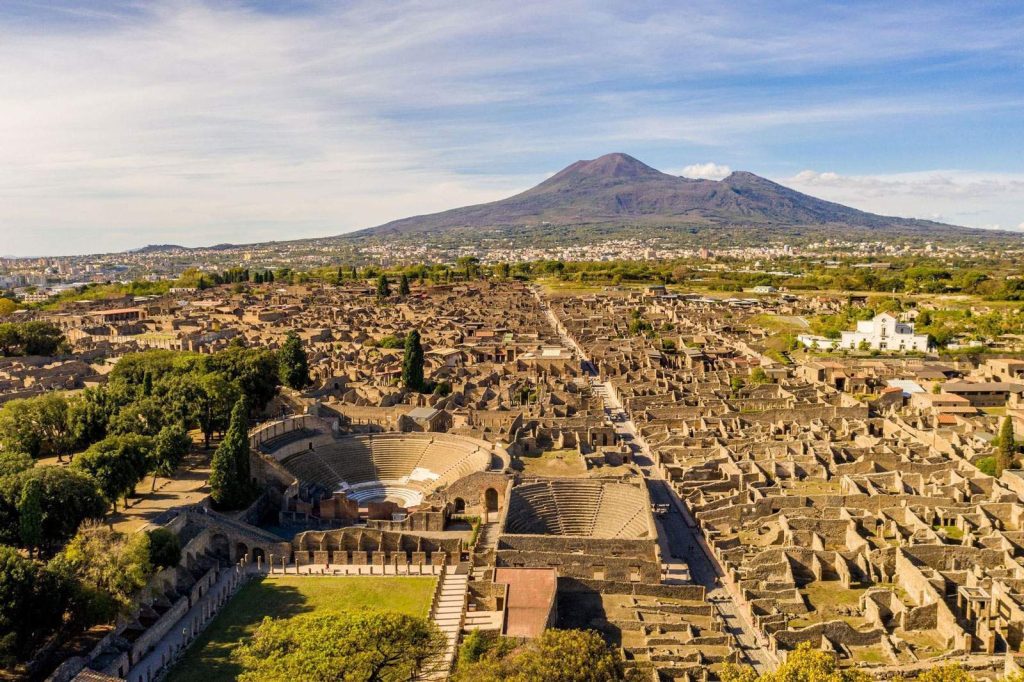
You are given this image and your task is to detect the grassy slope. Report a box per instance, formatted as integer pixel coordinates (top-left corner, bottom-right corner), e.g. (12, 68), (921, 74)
(167, 575), (436, 682)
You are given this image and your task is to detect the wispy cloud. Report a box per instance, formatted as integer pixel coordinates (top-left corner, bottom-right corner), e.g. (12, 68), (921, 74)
(783, 170), (1024, 230)
(0, 0), (1022, 255)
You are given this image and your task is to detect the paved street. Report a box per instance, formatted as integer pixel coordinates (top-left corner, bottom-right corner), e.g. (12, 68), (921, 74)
(541, 290), (774, 673)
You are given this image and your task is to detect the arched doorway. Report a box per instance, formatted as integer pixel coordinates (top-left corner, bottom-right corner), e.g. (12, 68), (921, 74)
(484, 488), (499, 512)
(211, 534), (229, 563)
(453, 498), (466, 514)
(252, 547), (266, 566)
(235, 542), (249, 563)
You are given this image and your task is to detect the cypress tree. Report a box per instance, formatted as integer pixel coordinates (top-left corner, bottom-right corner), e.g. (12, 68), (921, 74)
(376, 274), (391, 301)
(996, 416), (1016, 477)
(209, 397), (252, 509)
(399, 273), (411, 296)
(402, 329), (425, 392)
(278, 331), (310, 389)
(17, 477), (43, 556)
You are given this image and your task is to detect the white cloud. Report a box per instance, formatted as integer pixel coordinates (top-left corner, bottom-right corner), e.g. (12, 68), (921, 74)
(679, 162), (732, 180)
(783, 169), (1024, 230)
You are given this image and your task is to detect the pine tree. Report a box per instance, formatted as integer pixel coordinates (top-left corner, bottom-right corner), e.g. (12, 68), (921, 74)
(996, 415), (1016, 477)
(399, 273), (411, 296)
(17, 477), (43, 556)
(278, 331), (310, 389)
(402, 330), (425, 392)
(376, 274), (391, 301)
(209, 397), (253, 509)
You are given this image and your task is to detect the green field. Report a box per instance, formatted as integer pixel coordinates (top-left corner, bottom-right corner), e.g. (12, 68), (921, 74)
(167, 575), (437, 682)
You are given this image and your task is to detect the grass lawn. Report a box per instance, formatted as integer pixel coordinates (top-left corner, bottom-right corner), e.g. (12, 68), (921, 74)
(167, 575), (436, 682)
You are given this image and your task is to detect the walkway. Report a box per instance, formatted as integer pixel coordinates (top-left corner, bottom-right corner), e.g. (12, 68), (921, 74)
(127, 563), (254, 682)
(420, 570), (469, 680)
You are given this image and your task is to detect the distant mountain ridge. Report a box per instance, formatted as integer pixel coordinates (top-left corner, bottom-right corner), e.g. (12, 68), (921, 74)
(353, 152), (965, 239)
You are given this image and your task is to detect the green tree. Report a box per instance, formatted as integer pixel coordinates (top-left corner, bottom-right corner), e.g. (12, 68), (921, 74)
(72, 435), (153, 510)
(146, 527), (181, 569)
(750, 367), (770, 385)
(456, 256), (480, 279)
(108, 396), (167, 436)
(376, 274), (391, 301)
(278, 331), (310, 389)
(209, 397), (253, 510)
(399, 273), (411, 296)
(0, 467), (106, 553)
(66, 389), (113, 454)
(150, 424), (191, 491)
(0, 452), (32, 478)
(50, 526), (152, 621)
(402, 329), (425, 392)
(234, 612), (445, 682)
(0, 399), (43, 457)
(720, 642), (869, 682)
(0, 546), (73, 666)
(213, 345), (280, 411)
(0, 393), (76, 459)
(996, 415), (1016, 477)
(908, 665), (974, 682)
(0, 321), (64, 357)
(170, 371), (238, 448)
(16, 478), (43, 557)
(453, 628), (627, 682)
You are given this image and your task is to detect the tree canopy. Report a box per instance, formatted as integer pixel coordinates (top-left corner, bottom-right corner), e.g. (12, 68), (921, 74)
(720, 642), (870, 682)
(0, 321), (64, 357)
(49, 526), (153, 622)
(0, 466), (106, 553)
(72, 434), (153, 510)
(453, 628), (628, 682)
(234, 612), (445, 682)
(0, 546), (74, 667)
(278, 331), (310, 389)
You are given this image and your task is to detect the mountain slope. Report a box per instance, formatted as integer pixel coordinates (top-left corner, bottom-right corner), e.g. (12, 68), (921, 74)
(352, 152), (960, 238)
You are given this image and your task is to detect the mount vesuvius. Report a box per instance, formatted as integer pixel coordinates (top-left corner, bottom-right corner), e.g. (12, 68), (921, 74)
(350, 153), (975, 242)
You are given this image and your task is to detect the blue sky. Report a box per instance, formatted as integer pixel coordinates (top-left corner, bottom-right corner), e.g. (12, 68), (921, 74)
(1, 0), (1023, 256)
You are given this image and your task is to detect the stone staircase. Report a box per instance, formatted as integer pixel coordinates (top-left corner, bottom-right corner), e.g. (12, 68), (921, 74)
(418, 568), (469, 680)
(471, 522), (500, 580)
